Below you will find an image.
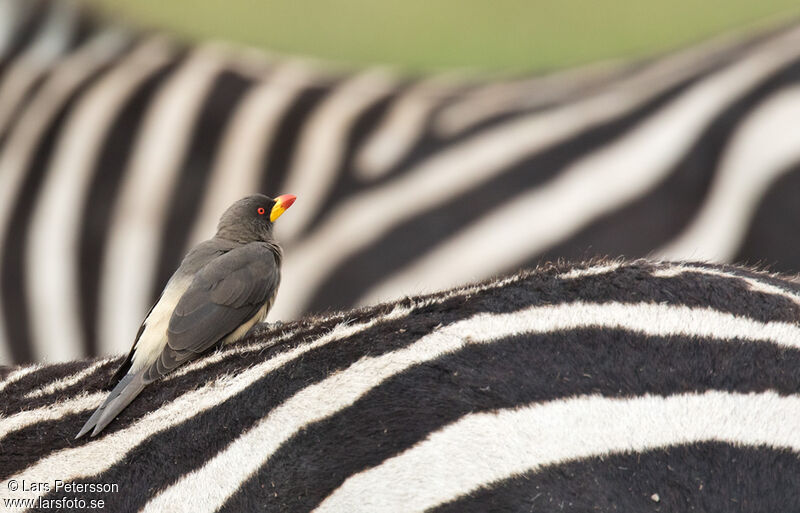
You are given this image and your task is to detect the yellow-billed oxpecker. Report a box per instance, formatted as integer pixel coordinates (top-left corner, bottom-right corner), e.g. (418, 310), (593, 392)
(76, 193), (296, 437)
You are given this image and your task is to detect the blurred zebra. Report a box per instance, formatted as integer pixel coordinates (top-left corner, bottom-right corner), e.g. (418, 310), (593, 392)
(3, 0), (800, 364)
(2, 260), (800, 511)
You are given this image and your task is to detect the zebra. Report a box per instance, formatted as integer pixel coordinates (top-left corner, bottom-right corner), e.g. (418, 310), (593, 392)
(3, 0), (800, 365)
(2, 259), (800, 511)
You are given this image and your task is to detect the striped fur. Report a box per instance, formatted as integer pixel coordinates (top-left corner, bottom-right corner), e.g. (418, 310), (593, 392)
(2, 260), (800, 511)
(4, 0), (800, 364)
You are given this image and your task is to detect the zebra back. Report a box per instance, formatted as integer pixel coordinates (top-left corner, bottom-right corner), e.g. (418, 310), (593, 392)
(2, 259), (800, 511)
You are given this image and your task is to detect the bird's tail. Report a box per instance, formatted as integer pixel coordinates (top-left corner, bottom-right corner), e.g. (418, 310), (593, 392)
(75, 370), (147, 438)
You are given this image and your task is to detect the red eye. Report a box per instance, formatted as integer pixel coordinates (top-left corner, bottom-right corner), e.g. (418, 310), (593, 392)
(257, 207), (265, 215)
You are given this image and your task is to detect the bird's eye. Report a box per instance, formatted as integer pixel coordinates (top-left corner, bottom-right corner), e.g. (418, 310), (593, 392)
(257, 207), (265, 215)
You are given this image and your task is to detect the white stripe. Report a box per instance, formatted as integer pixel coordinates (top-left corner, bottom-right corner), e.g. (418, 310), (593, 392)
(269, 26), (800, 320)
(354, 74), (460, 180)
(186, 61), (317, 248)
(655, 86), (800, 261)
(276, 68), (397, 242)
(168, 261), (537, 379)
(142, 301), (800, 512)
(651, 262), (800, 306)
(0, 29), (130, 365)
(168, 304), (413, 380)
(7, 304), (413, 498)
(434, 59), (624, 137)
(0, 364), (42, 394)
(25, 37), (176, 363)
(163, 324), (301, 380)
(0, 391), (105, 439)
(23, 359), (111, 399)
(356, 26), (800, 307)
(316, 391), (800, 512)
(0, 0), (78, 137)
(556, 261), (622, 280)
(97, 45), (227, 357)
(433, 17), (767, 137)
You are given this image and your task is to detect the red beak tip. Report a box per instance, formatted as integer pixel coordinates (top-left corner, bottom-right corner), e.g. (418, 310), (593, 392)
(277, 194), (296, 208)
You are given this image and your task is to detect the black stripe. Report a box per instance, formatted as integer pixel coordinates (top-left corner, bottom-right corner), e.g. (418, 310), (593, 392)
(78, 53), (186, 358)
(735, 161), (800, 274)
(305, 70), (704, 313)
(224, 326), (800, 510)
(0, 414), (89, 480)
(1, 360), (118, 414)
(532, 56), (800, 267)
(65, 3), (102, 52)
(0, 42), (133, 364)
(0, 359), (116, 416)
(302, 86), (399, 231)
(572, 265), (800, 323)
(667, 259), (800, 294)
(0, 365), (13, 379)
(431, 442), (800, 512)
(151, 68), (255, 299)
(258, 82), (332, 196)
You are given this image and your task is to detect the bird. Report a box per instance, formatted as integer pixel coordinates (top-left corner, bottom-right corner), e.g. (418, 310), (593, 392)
(76, 193), (296, 438)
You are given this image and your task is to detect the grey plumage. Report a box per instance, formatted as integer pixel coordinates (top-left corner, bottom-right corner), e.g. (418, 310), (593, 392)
(76, 193), (295, 437)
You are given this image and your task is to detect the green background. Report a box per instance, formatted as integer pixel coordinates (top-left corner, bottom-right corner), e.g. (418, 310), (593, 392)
(87, 0), (800, 72)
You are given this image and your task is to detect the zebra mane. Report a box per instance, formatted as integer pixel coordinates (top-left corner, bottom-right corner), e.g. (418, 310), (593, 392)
(3, 258), (800, 511)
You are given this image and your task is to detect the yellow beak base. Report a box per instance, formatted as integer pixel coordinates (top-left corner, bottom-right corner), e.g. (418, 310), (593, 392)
(270, 194), (296, 222)
(270, 205), (286, 222)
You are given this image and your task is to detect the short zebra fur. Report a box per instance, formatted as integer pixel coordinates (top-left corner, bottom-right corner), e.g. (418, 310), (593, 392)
(4, 0), (800, 365)
(3, 259), (800, 511)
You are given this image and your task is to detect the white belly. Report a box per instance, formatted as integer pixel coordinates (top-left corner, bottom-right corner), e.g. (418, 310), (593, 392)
(130, 276), (192, 372)
(222, 294), (275, 344)
(130, 281), (274, 371)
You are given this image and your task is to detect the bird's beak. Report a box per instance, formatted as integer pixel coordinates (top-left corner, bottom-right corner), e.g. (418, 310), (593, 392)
(270, 194), (297, 222)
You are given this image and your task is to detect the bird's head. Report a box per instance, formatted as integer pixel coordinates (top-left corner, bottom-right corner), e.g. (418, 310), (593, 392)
(216, 193), (297, 242)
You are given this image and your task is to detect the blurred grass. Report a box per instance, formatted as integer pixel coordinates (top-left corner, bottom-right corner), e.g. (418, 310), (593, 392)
(86, 0), (800, 72)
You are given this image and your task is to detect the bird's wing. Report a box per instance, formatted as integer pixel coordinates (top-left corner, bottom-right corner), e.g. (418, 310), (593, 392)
(76, 242), (277, 439)
(146, 242), (280, 380)
(106, 239), (235, 389)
